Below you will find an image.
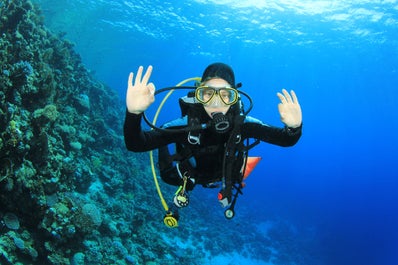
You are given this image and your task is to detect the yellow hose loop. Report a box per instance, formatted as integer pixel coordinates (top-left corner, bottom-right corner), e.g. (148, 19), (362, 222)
(149, 77), (201, 212)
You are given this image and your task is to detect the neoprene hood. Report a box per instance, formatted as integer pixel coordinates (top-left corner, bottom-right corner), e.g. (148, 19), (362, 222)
(201, 62), (235, 88)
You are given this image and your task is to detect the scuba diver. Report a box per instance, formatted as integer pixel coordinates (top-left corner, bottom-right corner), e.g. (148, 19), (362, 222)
(123, 62), (302, 227)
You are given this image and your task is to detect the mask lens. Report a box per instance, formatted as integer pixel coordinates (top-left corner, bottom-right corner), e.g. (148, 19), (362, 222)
(195, 86), (215, 104)
(219, 88), (238, 105)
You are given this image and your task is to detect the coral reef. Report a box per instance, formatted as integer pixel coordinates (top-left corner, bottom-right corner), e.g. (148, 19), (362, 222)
(0, 1), (317, 265)
(0, 1), (155, 264)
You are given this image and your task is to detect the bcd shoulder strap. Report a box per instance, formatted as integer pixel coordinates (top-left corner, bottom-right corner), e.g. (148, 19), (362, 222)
(221, 115), (246, 194)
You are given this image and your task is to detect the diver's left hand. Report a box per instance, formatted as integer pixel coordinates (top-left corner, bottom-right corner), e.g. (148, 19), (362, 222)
(277, 89), (302, 128)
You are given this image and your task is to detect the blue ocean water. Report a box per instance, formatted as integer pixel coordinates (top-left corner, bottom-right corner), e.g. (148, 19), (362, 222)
(34, 0), (398, 264)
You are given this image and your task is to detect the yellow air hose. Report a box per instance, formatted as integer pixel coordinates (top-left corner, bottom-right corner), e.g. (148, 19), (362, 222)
(149, 77), (201, 212)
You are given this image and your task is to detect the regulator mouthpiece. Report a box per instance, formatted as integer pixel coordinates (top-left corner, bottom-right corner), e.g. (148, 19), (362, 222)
(211, 112), (230, 133)
(163, 210), (179, 228)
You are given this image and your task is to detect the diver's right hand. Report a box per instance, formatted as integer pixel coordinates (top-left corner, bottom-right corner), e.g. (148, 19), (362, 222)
(126, 65), (155, 114)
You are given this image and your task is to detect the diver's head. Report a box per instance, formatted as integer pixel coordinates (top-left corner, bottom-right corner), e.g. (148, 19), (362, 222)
(201, 62), (235, 88)
(198, 63), (238, 118)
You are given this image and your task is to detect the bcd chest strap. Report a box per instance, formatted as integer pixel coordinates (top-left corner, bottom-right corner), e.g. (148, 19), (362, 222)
(218, 115), (246, 207)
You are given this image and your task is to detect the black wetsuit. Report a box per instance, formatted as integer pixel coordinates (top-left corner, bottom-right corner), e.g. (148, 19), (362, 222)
(123, 109), (302, 188)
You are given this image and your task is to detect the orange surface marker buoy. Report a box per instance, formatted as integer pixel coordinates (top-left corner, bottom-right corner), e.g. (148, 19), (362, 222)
(243, 156), (261, 179)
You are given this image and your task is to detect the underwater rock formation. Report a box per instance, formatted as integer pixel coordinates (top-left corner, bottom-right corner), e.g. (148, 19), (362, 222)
(0, 1), (161, 264)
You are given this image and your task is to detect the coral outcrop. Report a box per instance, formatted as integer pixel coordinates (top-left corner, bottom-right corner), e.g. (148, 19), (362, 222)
(0, 1), (157, 264)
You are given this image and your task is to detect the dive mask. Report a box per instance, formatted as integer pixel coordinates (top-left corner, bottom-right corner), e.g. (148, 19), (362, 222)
(195, 86), (239, 106)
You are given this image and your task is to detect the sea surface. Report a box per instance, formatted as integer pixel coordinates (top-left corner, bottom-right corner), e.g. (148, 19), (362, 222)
(34, 1), (398, 264)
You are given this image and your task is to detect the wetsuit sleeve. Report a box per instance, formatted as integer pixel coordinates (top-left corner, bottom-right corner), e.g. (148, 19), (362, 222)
(123, 110), (172, 152)
(243, 121), (302, 147)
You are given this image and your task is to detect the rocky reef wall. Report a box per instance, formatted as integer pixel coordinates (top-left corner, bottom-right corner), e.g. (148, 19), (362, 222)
(0, 1), (179, 264)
